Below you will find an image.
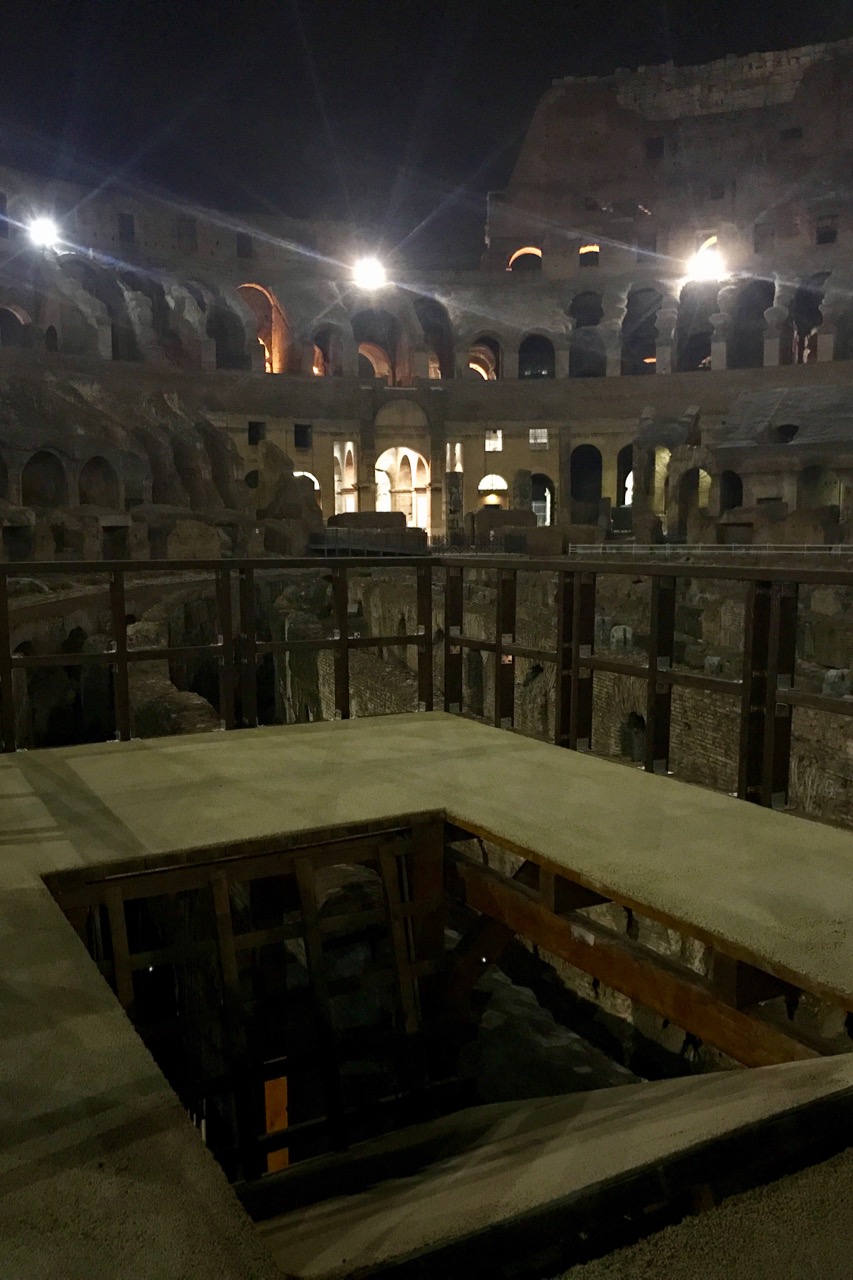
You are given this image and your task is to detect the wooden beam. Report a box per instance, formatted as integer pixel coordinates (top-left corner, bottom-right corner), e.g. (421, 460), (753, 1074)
(457, 860), (817, 1068)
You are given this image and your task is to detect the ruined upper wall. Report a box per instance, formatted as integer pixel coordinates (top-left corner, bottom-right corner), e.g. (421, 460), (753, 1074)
(555, 40), (853, 121)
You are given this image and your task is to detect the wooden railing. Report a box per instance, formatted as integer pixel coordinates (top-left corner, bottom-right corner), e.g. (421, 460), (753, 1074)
(3, 554), (853, 809)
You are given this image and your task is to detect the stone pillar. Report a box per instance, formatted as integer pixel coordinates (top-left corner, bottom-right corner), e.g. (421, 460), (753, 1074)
(412, 347), (431, 379)
(601, 321), (622, 377)
(554, 346), (570, 380)
(655, 307), (678, 374)
(709, 314), (729, 370)
(763, 283), (796, 367)
(503, 341), (520, 379)
(356, 394), (377, 513)
(817, 322), (836, 363)
(445, 471), (463, 536)
(454, 343), (470, 379)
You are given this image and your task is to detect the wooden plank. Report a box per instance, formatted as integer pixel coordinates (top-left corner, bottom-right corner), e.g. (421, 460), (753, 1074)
(570, 571), (595, 750)
(444, 565), (463, 714)
(458, 860), (817, 1067)
(0, 570), (16, 752)
(645, 575), (676, 775)
(216, 566), (236, 730)
(494, 568), (517, 729)
(109, 570), (131, 741)
(331, 566), (350, 720)
(417, 563), (434, 712)
(104, 887), (134, 1009)
(378, 844), (421, 1035)
(238, 568), (258, 728)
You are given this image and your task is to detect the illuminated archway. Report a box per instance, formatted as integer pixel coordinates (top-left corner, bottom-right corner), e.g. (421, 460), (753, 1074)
(333, 442), (358, 513)
(467, 335), (501, 380)
(507, 246), (542, 272)
(375, 446), (430, 528)
(238, 283), (290, 373)
(478, 473), (509, 508)
(293, 471), (322, 509)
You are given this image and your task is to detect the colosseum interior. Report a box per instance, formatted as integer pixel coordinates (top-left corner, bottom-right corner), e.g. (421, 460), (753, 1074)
(3, 37), (853, 1280)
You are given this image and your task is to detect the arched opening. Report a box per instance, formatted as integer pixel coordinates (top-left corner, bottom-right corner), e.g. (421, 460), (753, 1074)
(676, 281), (718, 371)
(616, 444), (634, 507)
(0, 305), (32, 348)
(518, 334), (555, 379)
(785, 274), (828, 365)
(238, 283), (290, 373)
(79, 456), (120, 508)
(353, 310), (401, 385)
(798, 465), (840, 511)
(412, 295), (454, 379)
(568, 292), (605, 378)
(727, 279), (774, 370)
(507, 246), (542, 272)
(676, 467), (712, 536)
(333, 457), (344, 514)
(64, 258), (138, 361)
(530, 473), (555, 525)
(467, 335), (501, 380)
(207, 303), (249, 370)
(21, 451), (68, 508)
(719, 470), (744, 513)
(374, 447), (430, 528)
(570, 445), (603, 505)
(312, 324), (345, 377)
(45, 324), (58, 353)
(766, 423), (799, 444)
(620, 712), (646, 763)
(621, 288), (661, 375)
(477, 473), (508, 508)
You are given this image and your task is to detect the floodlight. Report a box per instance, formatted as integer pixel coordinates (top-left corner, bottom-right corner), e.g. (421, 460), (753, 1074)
(28, 217), (60, 250)
(686, 245), (724, 281)
(352, 256), (386, 290)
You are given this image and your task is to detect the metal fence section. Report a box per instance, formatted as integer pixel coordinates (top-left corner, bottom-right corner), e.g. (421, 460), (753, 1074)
(2, 554), (853, 810)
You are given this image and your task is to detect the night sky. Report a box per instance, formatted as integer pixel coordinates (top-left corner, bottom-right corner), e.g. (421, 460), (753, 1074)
(2, 0), (853, 264)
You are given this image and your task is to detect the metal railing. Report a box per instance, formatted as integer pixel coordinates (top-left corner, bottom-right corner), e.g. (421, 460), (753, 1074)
(2, 554), (853, 811)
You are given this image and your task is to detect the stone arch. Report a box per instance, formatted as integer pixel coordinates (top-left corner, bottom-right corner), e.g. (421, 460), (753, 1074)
(507, 246), (542, 272)
(79, 456), (119, 508)
(719, 470), (744, 513)
(353, 309), (403, 385)
(518, 334), (555, 379)
(63, 258), (139, 361)
(467, 334), (501, 380)
(375, 447), (430, 528)
(412, 294), (455, 379)
(621, 287), (661, 375)
(313, 323), (346, 377)
(478, 473), (508, 508)
(727, 278), (774, 369)
(207, 302), (249, 370)
(0, 305), (33, 348)
(568, 291), (605, 378)
(646, 447), (671, 522)
(21, 451), (68, 508)
(45, 324), (59, 353)
(784, 273), (829, 365)
(238, 283), (290, 373)
(333, 441), (357, 514)
(531, 472), (555, 525)
(798, 465), (840, 511)
(570, 445), (602, 504)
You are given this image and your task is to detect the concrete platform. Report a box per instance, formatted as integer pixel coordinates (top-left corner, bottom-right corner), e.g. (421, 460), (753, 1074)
(1, 712), (853, 1277)
(255, 1058), (853, 1279)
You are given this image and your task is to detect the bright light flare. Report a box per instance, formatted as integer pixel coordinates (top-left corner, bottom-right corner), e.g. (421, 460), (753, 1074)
(352, 256), (386, 290)
(28, 217), (60, 250)
(686, 246), (724, 281)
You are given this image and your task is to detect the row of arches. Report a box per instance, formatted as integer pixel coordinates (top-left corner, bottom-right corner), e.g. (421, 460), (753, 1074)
(1, 450), (121, 509)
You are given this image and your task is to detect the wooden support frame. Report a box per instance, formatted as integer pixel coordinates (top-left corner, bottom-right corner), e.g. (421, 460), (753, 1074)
(570, 571), (596, 750)
(645, 574), (676, 775)
(453, 854), (819, 1068)
(238, 566), (258, 728)
(331, 566), (350, 720)
(493, 568), (517, 729)
(444, 565), (463, 714)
